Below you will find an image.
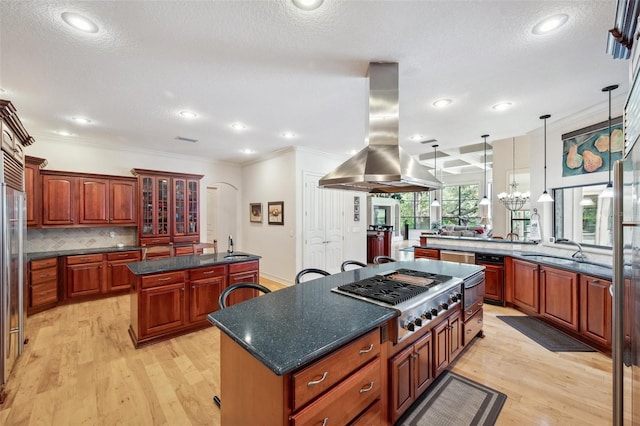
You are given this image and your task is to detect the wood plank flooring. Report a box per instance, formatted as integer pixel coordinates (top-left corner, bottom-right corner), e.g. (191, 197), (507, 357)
(0, 279), (612, 425)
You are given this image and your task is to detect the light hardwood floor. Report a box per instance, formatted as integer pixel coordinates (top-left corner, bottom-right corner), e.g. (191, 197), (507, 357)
(0, 278), (613, 425)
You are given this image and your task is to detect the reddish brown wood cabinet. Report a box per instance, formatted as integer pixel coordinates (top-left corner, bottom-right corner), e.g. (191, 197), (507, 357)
(413, 247), (440, 260)
(227, 260), (260, 307)
(106, 251), (141, 292)
(580, 275), (612, 347)
(512, 259), (540, 314)
(188, 265), (227, 324)
(40, 170), (137, 228)
(42, 173), (77, 226)
(482, 263), (504, 303)
(132, 169), (202, 246)
(28, 257), (58, 313)
(389, 331), (433, 423)
(65, 253), (104, 298)
(433, 309), (462, 377)
(540, 266), (579, 331)
(25, 156), (46, 228)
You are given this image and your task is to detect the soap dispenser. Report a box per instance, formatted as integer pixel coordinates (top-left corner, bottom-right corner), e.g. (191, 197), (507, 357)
(228, 235), (234, 253)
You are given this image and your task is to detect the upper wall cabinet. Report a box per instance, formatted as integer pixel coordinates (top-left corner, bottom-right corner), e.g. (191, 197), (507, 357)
(25, 156), (47, 227)
(131, 169), (203, 246)
(38, 170), (138, 228)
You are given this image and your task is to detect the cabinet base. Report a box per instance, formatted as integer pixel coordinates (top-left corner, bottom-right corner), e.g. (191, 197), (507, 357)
(128, 322), (212, 349)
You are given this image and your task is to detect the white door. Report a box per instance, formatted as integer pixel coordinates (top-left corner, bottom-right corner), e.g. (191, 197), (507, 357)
(303, 173), (344, 274)
(206, 187), (218, 243)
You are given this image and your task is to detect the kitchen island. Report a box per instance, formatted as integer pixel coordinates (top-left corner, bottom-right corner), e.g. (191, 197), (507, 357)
(207, 259), (483, 425)
(127, 251), (261, 348)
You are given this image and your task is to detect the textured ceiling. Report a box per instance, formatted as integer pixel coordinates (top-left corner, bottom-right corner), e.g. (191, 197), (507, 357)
(0, 1), (629, 174)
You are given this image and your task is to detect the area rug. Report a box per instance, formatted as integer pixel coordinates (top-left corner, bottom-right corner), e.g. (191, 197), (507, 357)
(397, 370), (506, 426)
(497, 315), (595, 352)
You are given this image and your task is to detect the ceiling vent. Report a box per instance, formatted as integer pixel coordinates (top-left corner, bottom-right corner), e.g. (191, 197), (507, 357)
(175, 136), (198, 143)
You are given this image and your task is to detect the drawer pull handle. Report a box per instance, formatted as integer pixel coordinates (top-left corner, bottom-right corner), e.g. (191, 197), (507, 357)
(477, 319), (483, 324)
(466, 310), (473, 315)
(40, 274), (48, 278)
(117, 254), (128, 258)
(359, 381), (375, 394)
(80, 257), (91, 261)
(158, 277), (172, 282)
(307, 371), (328, 387)
(359, 344), (374, 354)
(321, 418), (329, 426)
(203, 271), (215, 275)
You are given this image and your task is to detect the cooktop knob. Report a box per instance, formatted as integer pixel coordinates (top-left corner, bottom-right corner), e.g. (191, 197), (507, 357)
(440, 302), (449, 310)
(414, 318), (423, 327)
(430, 308), (439, 317)
(407, 322), (415, 331)
(455, 292), (463, 300)
(450, 294), (458, 302)
(423, 311), (432, 320)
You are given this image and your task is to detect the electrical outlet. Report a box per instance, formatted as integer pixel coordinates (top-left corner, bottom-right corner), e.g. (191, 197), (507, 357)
(109, 231), (116, 238)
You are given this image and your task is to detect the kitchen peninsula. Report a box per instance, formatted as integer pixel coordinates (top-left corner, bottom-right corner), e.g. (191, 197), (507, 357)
(127, 252), (261, 348)
(208, 260), (484, 425)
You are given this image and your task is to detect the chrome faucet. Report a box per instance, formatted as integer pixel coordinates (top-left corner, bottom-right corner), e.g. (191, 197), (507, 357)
(557, 239), (586, 261)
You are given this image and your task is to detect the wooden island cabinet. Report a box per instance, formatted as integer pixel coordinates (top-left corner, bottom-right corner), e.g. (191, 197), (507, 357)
(512, 259), (540, 315)
(128, 257), (260, 348)
(540, 266), (579, 331)
(580, 274), (612, 347)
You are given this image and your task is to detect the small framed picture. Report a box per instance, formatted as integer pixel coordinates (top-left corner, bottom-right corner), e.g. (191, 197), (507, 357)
(354, 213), (360, 222)
(354, 204), (360, 213)
(354, 196), (360, 205)
(268, 201), (284, 225)
(250, 203), (262, 223)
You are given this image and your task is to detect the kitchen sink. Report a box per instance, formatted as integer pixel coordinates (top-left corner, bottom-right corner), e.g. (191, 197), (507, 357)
(224, 253), (250, 260)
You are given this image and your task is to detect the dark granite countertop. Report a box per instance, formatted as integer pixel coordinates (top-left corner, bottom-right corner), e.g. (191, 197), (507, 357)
(127, 251), (261, 275)
(27, 245), (143, 261)
(414, 243), (616, 280)
(207, 259), (483, 376)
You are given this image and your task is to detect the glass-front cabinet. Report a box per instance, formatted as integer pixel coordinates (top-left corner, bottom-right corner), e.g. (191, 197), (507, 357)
(133, 169), (203, 246)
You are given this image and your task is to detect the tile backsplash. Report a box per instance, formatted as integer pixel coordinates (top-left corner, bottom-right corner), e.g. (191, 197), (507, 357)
(26, 227), (137, 253)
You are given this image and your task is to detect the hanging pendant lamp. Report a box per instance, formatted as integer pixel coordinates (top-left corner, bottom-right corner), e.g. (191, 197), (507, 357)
(538, 114), (554, 202)
(599, 84), (619, 199)
(431, 144), (440, 207)
(479, 134), (490, 206)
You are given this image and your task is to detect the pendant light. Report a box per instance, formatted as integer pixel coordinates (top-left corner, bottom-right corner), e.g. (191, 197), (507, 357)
(537, 114), (554, 202)
(599, 84), (619, 199)
(431, 144), (440, 207)
(479, 134), (490, 206)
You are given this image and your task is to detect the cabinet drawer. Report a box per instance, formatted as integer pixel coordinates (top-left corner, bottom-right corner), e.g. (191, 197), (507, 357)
(31, 267), (57, 285)
(106, 251), (140, 261)
(292, 328), (380, 411)
(141, 271), (185, 289)
(463, 298), (483, 321)
(414, 248), (440, 259)
(174, 246), (193, 256)
(31, 281), (58, 306)
(31, 257), (58, 270)
(464, 308), (484, 346)
(291, 358), (381, 426)
(189, 265), (227, 280)
(66, 253), (104, 265)
(351, 400), (382, 426)
(140, 237), (172, 246)
(228, 260), (258, 274)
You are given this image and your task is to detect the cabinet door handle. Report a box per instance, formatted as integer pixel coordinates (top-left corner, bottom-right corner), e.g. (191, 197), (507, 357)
(307, 371), (328, 387)
(359, 381), (375, 394)
(321, 418), (329, 426)
(203, 270), (215, 275)
(467, 328), (472, 334)
(359, 344), (374, 354)
(158, 277), (171, 282)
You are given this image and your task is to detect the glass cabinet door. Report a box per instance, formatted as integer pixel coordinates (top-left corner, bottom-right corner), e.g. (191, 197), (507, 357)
(141, 176), (154, 236)
(157, 178), (169, 236)
(188, 179), (199, 235)
(173, 178), (186, 235)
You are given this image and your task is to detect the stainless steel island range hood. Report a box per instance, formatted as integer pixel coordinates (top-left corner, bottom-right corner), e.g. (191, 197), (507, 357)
(319, 62), (442, 194)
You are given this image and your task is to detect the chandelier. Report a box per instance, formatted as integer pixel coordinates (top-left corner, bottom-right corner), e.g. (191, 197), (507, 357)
(497, 137), (530, 211)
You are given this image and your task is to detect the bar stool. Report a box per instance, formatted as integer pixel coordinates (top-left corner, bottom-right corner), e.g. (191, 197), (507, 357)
(340, 260), (367, 272)
(218, 282), (272, 309)
(373, 255), (396, 265)
(294, 268), (330, 284)
(141, 244), (174, 260)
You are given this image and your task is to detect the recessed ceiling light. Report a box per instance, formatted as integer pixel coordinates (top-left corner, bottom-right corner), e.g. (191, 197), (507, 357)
(72, 116), (92, 124)
(491, 102), (513, 111)
(532, 14), (569, 35)
(282, 131), (296, 139)
(230, 122), (247, 130)
(56, 130), (74, 136)
(433, 99), (452, 108)
(179, 110), (198, 119)
(61, 12), (99, 33)
(292, 0), (324, 11)
(241, 149), (256, 155)
(409, 134), (425, 141)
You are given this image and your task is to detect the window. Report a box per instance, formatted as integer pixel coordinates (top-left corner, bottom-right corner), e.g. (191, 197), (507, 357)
(509, 210), (531, 241)
(441, 184), (481, 226)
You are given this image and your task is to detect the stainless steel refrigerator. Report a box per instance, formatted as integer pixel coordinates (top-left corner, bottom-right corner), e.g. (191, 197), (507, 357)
(613, 131), (640, 425)
(0, 157), (26, 389)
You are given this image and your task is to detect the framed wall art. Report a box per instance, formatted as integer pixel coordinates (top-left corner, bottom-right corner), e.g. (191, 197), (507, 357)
(250, 203), (262, 223)
(268, 201), (284, 225)
(562, 116), (623, 177)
